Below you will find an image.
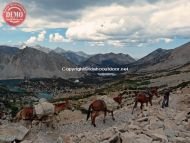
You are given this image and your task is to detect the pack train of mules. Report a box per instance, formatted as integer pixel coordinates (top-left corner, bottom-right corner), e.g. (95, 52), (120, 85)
(13, 86), (162, 128)
(86, 87), (160, 127)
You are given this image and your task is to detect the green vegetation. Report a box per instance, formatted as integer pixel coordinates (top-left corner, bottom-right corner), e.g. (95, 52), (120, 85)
(0, 86), (10, 93)
(140, 80), (151, 85)
(3, 101), (19, 117)
(172, 81), (190, 90)
(165, 71), (181, 76)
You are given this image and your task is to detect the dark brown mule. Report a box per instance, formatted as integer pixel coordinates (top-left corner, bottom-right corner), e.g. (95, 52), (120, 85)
(132, 87), (159, 114)
(86, 100), (115, 127)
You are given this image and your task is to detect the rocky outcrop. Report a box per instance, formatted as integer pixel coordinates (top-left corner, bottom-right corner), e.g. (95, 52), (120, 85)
(0, 124), (29, 142)
(2, 94), (190, 143)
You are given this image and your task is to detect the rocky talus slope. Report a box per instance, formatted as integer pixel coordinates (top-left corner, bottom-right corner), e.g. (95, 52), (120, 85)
(1, 93), (190, 143)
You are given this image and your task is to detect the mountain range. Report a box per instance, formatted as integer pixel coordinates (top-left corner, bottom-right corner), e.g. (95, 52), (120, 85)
(53, 47), (90, 65)
(82, 53), (135, 67)
(131, 42), (190, 72)
(0, 46), (81, 79)
(0, 42), (190, 79)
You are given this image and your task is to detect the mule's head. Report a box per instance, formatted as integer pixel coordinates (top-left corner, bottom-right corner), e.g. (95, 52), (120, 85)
(65, 100), (75, 111)
(54, 100), (74, 114)
(113, 95), (123, 105)
(150, 87), (159, 97)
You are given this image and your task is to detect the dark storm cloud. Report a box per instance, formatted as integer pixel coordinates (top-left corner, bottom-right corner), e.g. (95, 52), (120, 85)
(29, 0), (160, 11)
(22, 0), (161, 21)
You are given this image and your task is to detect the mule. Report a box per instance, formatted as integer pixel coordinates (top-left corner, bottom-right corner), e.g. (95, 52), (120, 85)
(86, 94), (124, 127)
(54, 100), (72, 114)
(15, 107), (34, 122)
(86, 99), (115, 127)
(113, 95), (123, 108)
(132, 87), (159, 114)
(15, 100), (72, 128)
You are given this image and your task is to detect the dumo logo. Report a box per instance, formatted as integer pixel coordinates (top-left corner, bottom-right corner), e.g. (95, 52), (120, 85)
(2, 2), (26, 26)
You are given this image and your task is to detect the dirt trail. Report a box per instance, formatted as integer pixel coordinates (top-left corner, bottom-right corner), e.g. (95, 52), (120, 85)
(58, 93), (188, 134)
(19, 93), (190, 143)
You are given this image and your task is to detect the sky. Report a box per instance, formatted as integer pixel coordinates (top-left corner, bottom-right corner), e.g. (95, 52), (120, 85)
(0, 0), (190, 58)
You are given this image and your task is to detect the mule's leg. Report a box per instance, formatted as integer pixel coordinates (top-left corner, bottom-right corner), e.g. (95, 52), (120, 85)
(165, 95), (169, 107)
(140, 103), (144, 115)
(132, 101), (138, 114)
(92, 111), (99, 127)
(111, 110), (115, 121)
(146, 101), (148, 106)
(50, 116), (56, 129)
(38, 121), (42, 130)
(140, 103), (144, 110)
(161, 97), (166, 108)
(149, 99), (152, 106)
(55, 114), (61, 122)
(91, 111), (95, 125)
(91, 111), (94, 123)
(29, 120), (33, 129)
(106, 109), (115, 121)
(103, 110), (107, 123)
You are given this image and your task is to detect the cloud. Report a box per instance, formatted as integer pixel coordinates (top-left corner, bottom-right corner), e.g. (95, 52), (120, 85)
(37, 30), (46, 41)
(164, 38), (173, 43)
(25, 36), (37, 45)
(107, 40), (125, 47)
(1, 0), (189, 47)
(89, 41), (105, 47)
(25, 30), (46, 45)
(65, 0), (190, 47)
(49, 33), (70, 42)
(0, 1), (6, 26)
(18, 0), (150, 32)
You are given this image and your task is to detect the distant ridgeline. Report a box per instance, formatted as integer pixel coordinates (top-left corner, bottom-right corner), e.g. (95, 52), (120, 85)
(0, 42), (190, 79)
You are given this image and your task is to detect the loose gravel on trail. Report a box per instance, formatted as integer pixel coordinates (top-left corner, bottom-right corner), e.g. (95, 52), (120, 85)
(59, 108), (133, 134)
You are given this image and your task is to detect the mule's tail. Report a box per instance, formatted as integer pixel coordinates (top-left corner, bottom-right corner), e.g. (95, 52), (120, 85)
(132, 100), (138, 114)
(86, 104), (92, 121)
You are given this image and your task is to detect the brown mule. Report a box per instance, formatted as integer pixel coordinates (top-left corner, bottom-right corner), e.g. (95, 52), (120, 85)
(54, 100), (72, 114)
(15, 107), (34, 121)
(15, 100), (72, 127)
(86, 100), (115, 127)
(113, 95), (123, 108)
(132, 87), (159, 114)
